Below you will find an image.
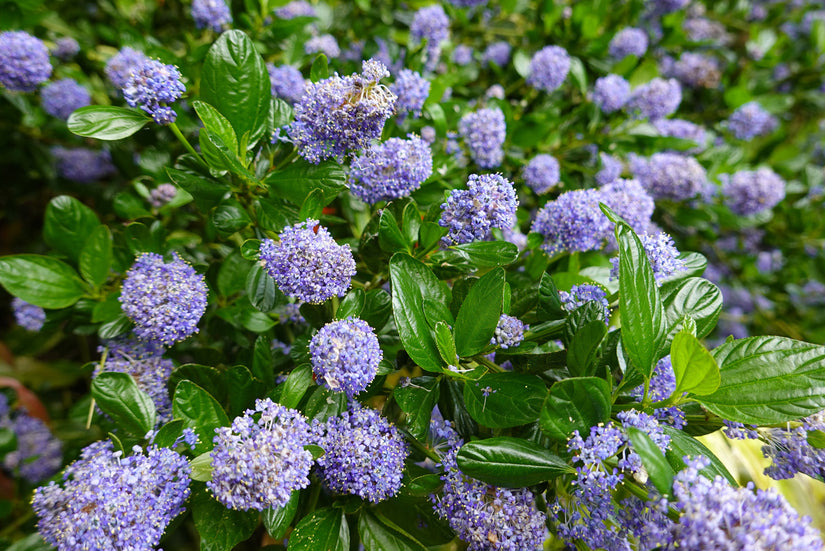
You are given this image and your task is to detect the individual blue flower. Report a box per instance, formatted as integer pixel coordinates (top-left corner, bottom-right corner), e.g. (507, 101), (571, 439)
(312, 404), (408, 502)
(149, 183), (177, 208)
(119, 252), (208, 346)
(439, 173), (518, 245)
(52, 37), (80, 61)
(595, 151), (622, 185)
(629, 152), (707, 200)
(559, 283), (611, 324)
(410, 5), (449, 71)
(531, 189), (611, 255)
(41, 78), (91, 120)
(12, 297), (45, 331)
(305, 34), (340, 59)
(611, 232), (686, 284)
(452, 44), (474, 65)
(349, 134), (433, 204)
(208, 399), (313, 510)
(0, 31), (52, 92)
(672, 52), (721, 89)
(390, 69), (430, 120)
(482, 41), (511, 66)
(33, 440), (191, 551)
(491, 314), (527, 349)
(653, 118), (708, 153)
(626, 77), (682, 120)
(285, 59), (396, 164)
(608, 27), (648, 59)
(458, 107), (506, 168)
(310, 317), (382, 397)
(727, 101), (778, 140)
(259, 219), (356, 304)
(267, 63), (305, 104)
(600, 178), (655, 234)
(522, 154), (560, 194)
(0, 400), (62, 483)
(104, 46), (148, 89)
(191, 0), (232, 32)
(274, 0), (315, 18)
(51, 147), (116, 183)
(592, 74), (631, 113)
(123, 59), (186, 125)
(721, 168), (786, 216)
(527, 45), (570, 93)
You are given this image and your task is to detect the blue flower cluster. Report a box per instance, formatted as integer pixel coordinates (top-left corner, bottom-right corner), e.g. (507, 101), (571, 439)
(149, 183), (177, 208)
(119, 252), (208, 346)
(626, 77), (682, 120)
(522, 154), (560, 194)
(309, 317), (382, 398)
(600, 178), (655, 235)
(531, 188), (611, 255)
(33, 440), (191, 551)
(0, 31), (51, 92)
(410, 5), (449, 71)
(312, 404), (408, 502)
(611, 231), (686, 284)
(390, 69), (430, 120)
(274, 1), (315, 19)
(305, 34), (340, 59)
(191, 0), (232, 32)
(592, 74), (631, 113)
(458, 107), (506, 168)
(52, 37), (79, 61)
(595, 152), (622, 185)
(51, 147), (116, 183)
(672, 52), (721, 89)
(348, 134), (433, 204)
(527, 45), (570, 93)
(123, 59), (186, 125)
(41, 78), (91, 120)
(630, 152), (707, 200)
(491, 314), (527, 349)
(0, 395), (62, 484)
(452, 44), (473, 66)
(631, 355), (686, 428)
(439, 173), (518, 245)
(208, 399), (313, 510)
(105, 47), (148, 89)
(559, 283), (611, 324)
(12, 297), (45, 331)
(728, 101), (778, 140)
(267, 63), (305, 104)
(482, 41), (511, 67)
(653, 118), (708, 153)
(259, 219), (356, 304)
(721, 168), (786, 216)
(608, 27), (648, 59)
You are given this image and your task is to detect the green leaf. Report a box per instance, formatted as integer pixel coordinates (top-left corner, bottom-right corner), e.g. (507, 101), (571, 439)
(252, 335), (275, 387)
(299, 188), (325, 220)
(379, 209), (409, 254)
(192, 488), (258, 551)
(43, 195), (100, 262)
(172, 381), (230, 454)
(79, 225), (112, 288)
(98, 315), (131, 339)
(91, 372), (157, 436)
(190, 452), (213, 482)
(169, 364), (227, 404)
(201, 30), (271, 149)
(394, 376), (440, 440)
(389, 254), (444, 372)
(264, 158), (347, 206)
(280, 364), (314, 409)
(661, 277), (722, 346)
(671, 331), (720, 396)
(263, 491), (300, 540)
(536, 272), (565, 321)
(362, 289), (392, 330)
(246, 263), (279, 312)
(434, 321), (458, 365)
(212, 199), (252, 235)
(567, 321), (607, 377)
(67, 106), (151, 140)
(153, 419), (185, 449)
(303, 385), (347, 421)
(456, 437), (571, 487)
(0, 254), (86, 308)
(289, 507), (348, 551)
(193, 100), (239, 158)
(464, 373), (546, 428)
(166, 168), (229, 213)
(227, 364), (263, 418)
(454, 267), (505, 357)
(310, 53), (330, 82)
(444, 241), (519, 268)
(626, 427), (674, 495)
(202, 128), (259, 180)
(540, 377), (611, 442)
(336, 288), (365, 320)
(272, 97), (293, 128)
(697, 337), (825, 424)
(359, 509), (428, 551)
(662, 426), (736, 485)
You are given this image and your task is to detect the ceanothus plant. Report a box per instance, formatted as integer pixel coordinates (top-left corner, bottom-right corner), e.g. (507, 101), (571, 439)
(2, 1), (825, 550)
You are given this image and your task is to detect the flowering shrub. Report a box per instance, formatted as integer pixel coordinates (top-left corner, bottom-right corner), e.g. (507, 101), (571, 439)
(2, 0), (825, 550)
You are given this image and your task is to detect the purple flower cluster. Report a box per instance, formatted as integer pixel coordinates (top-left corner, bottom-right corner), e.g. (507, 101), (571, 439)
(721, 168), (786, 215)
(119, 253), (208, 346)
(600, 178), (655, 234)
(482, 41), (511, 66)
(651, 0), (690, 14)
(0, 31), (52, 92)
(389, 69), (430, 120)
(274, 1), (315, 19)
(41, 78), (91, 120)
(123, 59), (186, 125)
(267, 63), (305, 104)
(191, 0), (232, 32)
(631, 356), (686, 428)
(12, 297), (46, 331)
(149, 183), (177, 208)
(559, 283), (611, 324)
(626, 77), (682, 120)
(105, 47), (148, 89)
(286, 59), (396, 164)
(439, 173), (518, 245)
(612, 231), (685, 284)
(305, 34), (340, 59)
(593, 74), (631, 113)
(608, 27), (648, 59)
(208, 399), (313, 510)
(458, 107), (506, 168)
(491, 314), (527, 349)
(653, 118), (708, 153)
(527, 45), (570, 93)
(672, 52), (721, 89)
(522, 154), (560, 194)
(52, 37), (80, 61)
(728, 101), (778, 140)
(348, 135), (433, 204)
(630, 152), (708, 200)
(452, 45), (474, 65)
(531, 189), (611, 255)
(595, 152), (622, 185)
(33, 440), (191, 550)
(52, 147), (116, 183)
(410, 5), (449, 71)
(310, 317), (382, 397)
(0, 396), (62, 483)
(259, 219), (356, 304)
(312, 404), (408, 502)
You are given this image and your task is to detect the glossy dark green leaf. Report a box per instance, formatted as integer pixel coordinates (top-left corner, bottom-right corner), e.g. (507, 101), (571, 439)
(626, 427), (674, 495)
(389, 254), (444, 372)
(401, 202), (421, 245)
(0, 254), (86, 308)
(698, 337), (825, 424)
(456, 437), (571, 487)
(227, 364), (263, 418)
(361, 289), (392, 330)
(299, 188), (325, 220)
(153, 419), (185, 449)
(379, 209), (409, 254)
(536, 272), (565, 321)
(264, 159), (347, 206)
(662, 426), (736, 485)
(310, 53), (329, 82)
(454, 267), (505, 357)
(252, 334), (275, 388)
(168, 364), (227, 404)
(540, 377), (611, 442)
(464, 373), (546, 428)
(263, 491), (300, 540)
(201, 30), (270, 149)
(272, 97), (293, 128)
(166, 168), (229, 213)
(246, 263), (278, 312)
(661, 277), (722, 346)
(280, 364), (314, 409)
(289, 507), (348, 551)
(192, 488), (258, 551)
(336, 288), (365, 320)
(255, 196), (297, 232)
(394, 376), (440, 440)
(447, 241), (519, 267)
(212, 199), (252, 235)
(43, 195), (100, 261)
(67, 106), (151, 140)
(79, 225), (113, 288)
(193, 100), (239, 157)
(671, 331), (720, 396)
(567, 321), (607, 377)
(434, 321), (458, 365)
(98, 314), (131, 339)
(172, 381), (230, 454)
(359, 509), (428, 551)
(91, 372), (157, 436)
(217, 250), (251, 297)
(303, 385), (347, 422)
